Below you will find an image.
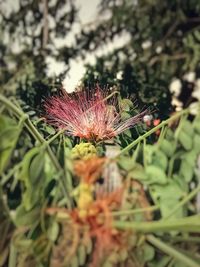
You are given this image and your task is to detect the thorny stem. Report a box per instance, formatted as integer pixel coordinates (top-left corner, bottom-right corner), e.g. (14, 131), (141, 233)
(146, 235), (199, 267)
(117, 108), (189, 157)
(0, 94), (72, 208)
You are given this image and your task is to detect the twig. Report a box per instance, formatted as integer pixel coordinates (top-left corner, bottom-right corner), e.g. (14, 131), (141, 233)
(149, 53), (187, 67)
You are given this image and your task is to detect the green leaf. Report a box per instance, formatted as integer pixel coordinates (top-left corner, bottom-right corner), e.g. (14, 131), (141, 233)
(181, 120), (194, 137)
(120, 98), (134, 111)
(160, 139), (176, 157)
(65, 137), (73, 149)
(70, 255), (79, 267)
(179, 160), (194, 182)
(78, 244), (86, 266)
(29, 151), (45, 184)
(193, 134), (200, 153)
(121, 111), (131, 120)
(45, 125), (56, 135)
(148, 256), (171, 267)
(118, 249), (128, 262)
(18, 147), (47, 210)
(178, 131), (193, 150)
(173, 174), (189, 193)
(159, 197), (184, 219)
(145, 166), (167, 185)
(118, 156), (135, 171)
(102, 261), (113, 267)
(150, 181), (184, 203)
(0, 115), (21, 174)
(193, 119), (200, 134)
(143, 244), (155, 261)
(8, 242), (17, 267)
(144, 145), (156, 165)
(14, 205), (40, 227)
(181, 150), (198, 167)
(136, 243), (155, 264)
(85, 238), (92, 254)
(47, 221), (59, 242)
(150, 180), (185, 220)
(152, 150), (168, 171)
(165, 128), (174, 141)
(129, 163), (147, 181)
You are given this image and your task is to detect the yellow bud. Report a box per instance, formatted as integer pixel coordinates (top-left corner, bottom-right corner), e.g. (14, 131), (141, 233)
(78, 209), (88, 219)
(78, 193), (93, 210)
(71, 143), (97, 160)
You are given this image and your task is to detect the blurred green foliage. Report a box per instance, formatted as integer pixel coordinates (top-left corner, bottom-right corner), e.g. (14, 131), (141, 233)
(0, 93), (200, 267)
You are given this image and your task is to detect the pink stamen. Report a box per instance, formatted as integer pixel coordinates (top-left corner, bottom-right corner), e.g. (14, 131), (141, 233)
(44, 87), (148, 141)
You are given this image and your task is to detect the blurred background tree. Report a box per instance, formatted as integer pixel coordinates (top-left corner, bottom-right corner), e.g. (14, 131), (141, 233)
(71, 0), (200, 118)
(0, 0), (77, 109)
(1, 0), (200, 118)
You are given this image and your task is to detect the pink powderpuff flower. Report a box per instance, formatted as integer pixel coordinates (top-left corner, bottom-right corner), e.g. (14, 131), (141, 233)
(44, 86), (148, 141)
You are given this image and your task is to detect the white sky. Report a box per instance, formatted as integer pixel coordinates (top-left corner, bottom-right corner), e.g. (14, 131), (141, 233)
(47, 0), (130, 92)
(47, 0), (101, 92)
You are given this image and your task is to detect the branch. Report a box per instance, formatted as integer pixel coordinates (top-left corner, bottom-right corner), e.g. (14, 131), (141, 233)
(149, 53), (187, 67)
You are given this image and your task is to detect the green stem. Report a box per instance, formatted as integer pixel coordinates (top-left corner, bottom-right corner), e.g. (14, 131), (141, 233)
(132, 142), (141, 162)
(117, 109), (189, 156)
(111, 205), (159, 216)
(46, 129), (65, 144)
(113, 215), (200, 233)
(172, 236), (200, 243)
(146, 235), (199, 267)
(164, 184), (200, 220)
(0, 183), (12, 221)
(8, 242), (17, 267)
(85, 90), (120, 115)
(104, 90), (120, 101)
(1, 163), (22, 186)
(167, 151), (182, 177)
(157, 125), (167, 144)
(143, 138), (147, 168)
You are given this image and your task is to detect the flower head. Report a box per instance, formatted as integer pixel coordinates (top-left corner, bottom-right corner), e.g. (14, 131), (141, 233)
(44, 86), (147, 141)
